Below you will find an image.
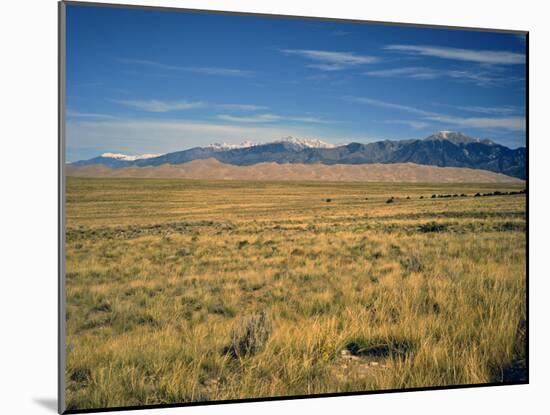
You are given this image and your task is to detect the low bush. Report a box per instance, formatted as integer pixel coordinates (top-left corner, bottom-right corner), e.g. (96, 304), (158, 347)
(418, 222), (447, 233)
(226, 311), (272, 358)
(345, 336), (415, 359)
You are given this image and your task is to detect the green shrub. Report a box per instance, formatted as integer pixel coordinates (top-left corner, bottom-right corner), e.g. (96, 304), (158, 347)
(418, 222), (447, 233)
(345, 336), (414, 358)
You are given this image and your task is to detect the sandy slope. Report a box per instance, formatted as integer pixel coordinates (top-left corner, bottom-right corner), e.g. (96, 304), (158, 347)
(66, 158), (523, 183)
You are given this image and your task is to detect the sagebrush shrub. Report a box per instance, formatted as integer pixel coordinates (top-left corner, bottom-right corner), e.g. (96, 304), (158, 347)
(228, 311), (272, 358)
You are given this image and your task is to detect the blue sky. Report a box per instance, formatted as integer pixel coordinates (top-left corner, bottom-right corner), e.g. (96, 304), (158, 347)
(65, 4), (527, 161)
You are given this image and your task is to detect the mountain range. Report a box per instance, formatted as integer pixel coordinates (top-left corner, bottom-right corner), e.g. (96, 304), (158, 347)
(70, 131), (526, 180)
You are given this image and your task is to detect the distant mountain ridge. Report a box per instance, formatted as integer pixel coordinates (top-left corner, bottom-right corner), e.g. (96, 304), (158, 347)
(71, 132), (526, 179)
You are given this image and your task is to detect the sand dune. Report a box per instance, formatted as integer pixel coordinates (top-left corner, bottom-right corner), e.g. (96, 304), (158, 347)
(66, 158), (523, 183)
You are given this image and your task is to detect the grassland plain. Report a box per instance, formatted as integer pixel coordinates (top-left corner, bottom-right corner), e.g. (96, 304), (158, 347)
(65, 177), (527, 410)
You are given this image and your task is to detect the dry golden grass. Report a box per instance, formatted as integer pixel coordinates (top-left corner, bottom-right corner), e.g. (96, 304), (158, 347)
(65, 178), (526, 410)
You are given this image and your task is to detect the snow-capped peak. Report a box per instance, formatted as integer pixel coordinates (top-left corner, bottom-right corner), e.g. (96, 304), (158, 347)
(207, 140), (257, 150)
(101, 152), (162, 161)
(427, 131), (467, 140)
(437, 130), (453, 138)
(424, 131), (494, 145)
(274, 136), (336, 149)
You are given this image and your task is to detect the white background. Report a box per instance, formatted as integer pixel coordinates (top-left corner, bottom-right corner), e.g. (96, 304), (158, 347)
(0, 0), (547, 413)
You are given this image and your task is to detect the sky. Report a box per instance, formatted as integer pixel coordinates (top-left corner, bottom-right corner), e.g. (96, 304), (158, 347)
(65, 4), (527, 161)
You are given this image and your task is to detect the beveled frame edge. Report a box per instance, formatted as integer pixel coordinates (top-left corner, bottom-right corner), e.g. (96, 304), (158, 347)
(59, 1), (67, 413)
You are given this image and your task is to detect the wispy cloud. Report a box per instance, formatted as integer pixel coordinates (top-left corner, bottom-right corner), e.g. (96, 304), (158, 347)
(364, 66), (522, 87)
(365, 67), (440, 80)
(218, 114), (281, 123)
(187, 67), (252, 77)
(112, 99), (205, 112)
(118, 58), (179, 71)
(384, 45), (525, 65)
(343, 96), (432, 116)
(424, 114), (525, 131)
(218, 113), (330, 124)
(111, 98), (269, 113)
(118, 58), (253, 77)
(66, 111), (115, 119)
(104, 95), (327, 122)
(344, 96), (526, 131)
(216, 104), (269, 111)
(437, 104), (521, 115)
(385, 120), (431, 130)
(446, 70), (498, 86)
(281, 49), (378, 71)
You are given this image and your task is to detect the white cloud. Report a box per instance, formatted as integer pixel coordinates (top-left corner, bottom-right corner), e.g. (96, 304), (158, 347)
(216, 104), (269, 111)
(425, 115), (526, 131)
(66, 111), (115, 119)
(384, 45), (525, 65)
(286, 116), (331, 124)
(218, 113), (330, 124)
(344, 96), (526, 131)
(445, 70), (498, 86)
(218, 114), (281, 123)
(343, 96), (433, 116)
(281, 49), (378, 71)
(442, 104), (521, 115)
(118, 58), (179, 70)
(364, 66), (521, 87)
(111, 99), (269, 113)
(385, 120), (431, 130)
(364, 67), (440, 80)
(186, 67), (252, 77)
(118, 58), (253, 77)
(112, 99), (205, 112)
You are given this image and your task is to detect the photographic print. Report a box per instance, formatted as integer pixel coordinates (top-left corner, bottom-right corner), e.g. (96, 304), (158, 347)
(60, 2), (527, 412)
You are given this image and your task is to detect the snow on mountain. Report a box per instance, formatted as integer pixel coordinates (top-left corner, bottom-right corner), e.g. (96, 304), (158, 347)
(435, 130), (453, 139)
(207, 137), (336, 150)
(207, 140), (257, 150)
(424, 131), (495, 145)
(101, 152), (163, 161)
(274, 136), (337, 149)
